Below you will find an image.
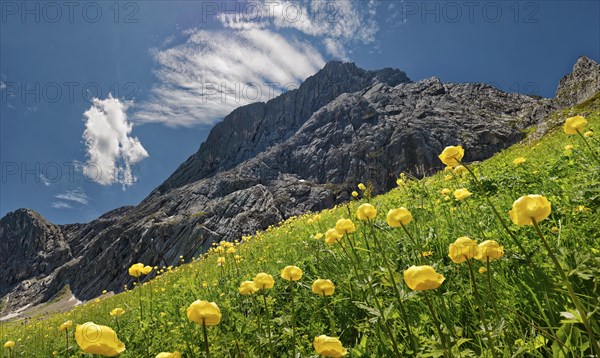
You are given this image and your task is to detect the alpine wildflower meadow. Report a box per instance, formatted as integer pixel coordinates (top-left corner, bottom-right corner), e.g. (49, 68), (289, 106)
(2, 102), (599, 357)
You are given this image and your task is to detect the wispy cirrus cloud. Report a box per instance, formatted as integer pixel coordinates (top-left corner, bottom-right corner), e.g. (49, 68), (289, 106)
(133, 0), (380, 127)
(52, 188), (89, 209)
(51, 202), (73, 210)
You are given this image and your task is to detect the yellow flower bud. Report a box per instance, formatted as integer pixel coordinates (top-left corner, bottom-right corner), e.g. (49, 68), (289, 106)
(325, 228), (343, 244)
(4, 341), (15, 349)
(59, 320), (73, 331)
(238, 281), (258, 295)
(281, 265), (303, 281)
(513, 157), (526, 165)
(563, 115), (587, 134)
(438, 145), (464, 167)
(386, 208), (413, 227)
(403, 265), (445, 291)
(356, 203), (377, 221)
(357, 183), (366, 191)
(128, 263), (145, 278)
(335, 219), (355, 234)
(253, 272), (275, 290)
(186, 300), (221, 326)
(75, 322), (126, 356)
(110, 308), (126, 317)
(313, 335), (348, 357)
(312, 279), (335, 296)
(453, 188), (472, 201)
(508, 195), (551, 225)
(156, 352), (182, 358)
(448, 236), (478, 263)
(475, 240), (504, 261)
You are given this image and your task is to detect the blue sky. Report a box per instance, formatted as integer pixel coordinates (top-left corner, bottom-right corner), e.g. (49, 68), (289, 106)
(1, 0), (599, 224)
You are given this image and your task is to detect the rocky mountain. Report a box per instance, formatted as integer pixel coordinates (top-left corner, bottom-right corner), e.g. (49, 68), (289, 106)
(1, 56), (599, 315)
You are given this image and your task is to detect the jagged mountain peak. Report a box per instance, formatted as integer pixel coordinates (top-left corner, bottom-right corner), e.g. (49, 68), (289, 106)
(555, 56), (600, 107)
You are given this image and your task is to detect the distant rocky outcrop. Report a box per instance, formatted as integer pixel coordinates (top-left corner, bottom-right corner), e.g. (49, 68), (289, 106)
(1, 56), (599, 316)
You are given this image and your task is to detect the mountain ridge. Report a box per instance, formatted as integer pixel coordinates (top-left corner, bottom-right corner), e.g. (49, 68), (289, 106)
(1, 56), (599, 315)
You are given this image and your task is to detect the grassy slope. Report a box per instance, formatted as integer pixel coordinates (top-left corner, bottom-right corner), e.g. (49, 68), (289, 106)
(2, 95), (599, 357)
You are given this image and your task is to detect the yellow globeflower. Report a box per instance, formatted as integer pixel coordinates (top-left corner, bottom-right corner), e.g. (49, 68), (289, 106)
(403, 265), (445, 291)
(479, 267), (488, 274)
(325, 228), (343, 244)
(441, 188), (451, 195)
(4, 341), (15, 348)
(281, 265), (303, 281)
(110, 308), (126, 317)
(357, 183), (366, 191)
(448, 236), (478, 263)
(563, 115), (587, 134)
(335, 219), (356, 234)
(217, 257), (225, 266)
(584, 131), (593, 137)
(454, 188), (472, 201)
(444, 175), (452, 181)
(59, 320), (73, 331)
(314, 335), (348, 357)
(186, 300), (222, 326)
(75, 322), (126, 357)
(564, 144), (574, 150)
(508, 195), (551, 225)
(239, 281), (258, 295)
(253, 272), (275, 290)
(128, 263), (145, 277)
(312, 279), (335, 296)
(226, 247), (236, 254)
(142, 265), (153, 275)
(156, 352), (181, 358)
(351, 191), (359, 197)
(386, 207), (413, 227)
(356, 203), (377, 221)
(475, 240), (504, 261)
(438, 145), (464, 167)
(453, 165), (467, 176)
(513, 157), (526, 165)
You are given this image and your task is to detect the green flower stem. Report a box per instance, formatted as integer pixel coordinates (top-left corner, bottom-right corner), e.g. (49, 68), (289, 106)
(202, 319), (210, 358)
(466, 259), (497, 358)
(423, 291), (449, 358)
(323, 293), (336, 336)
(399, 223), (422, 264)
(64, 329), (69, 353)
(343, 233), (403, 357)
(485, 259), (512, 356)
(250, 295), (264, 358)
(368, 221), (418, 352)
(137, 277), (144, 321)
(532, 219), (600, 357)
(459, 162), (530, 258)
(576, 130), (600, 166)
(262, 291), (275, 358)
(289, 281), (297, 358)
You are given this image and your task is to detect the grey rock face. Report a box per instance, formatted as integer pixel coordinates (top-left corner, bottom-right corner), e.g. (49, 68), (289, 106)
(555, 56), (600, 108)
(1, 58), (599, 315)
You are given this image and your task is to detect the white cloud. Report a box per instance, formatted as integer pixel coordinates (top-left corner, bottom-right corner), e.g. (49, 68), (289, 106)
(55, 188), (90, 205)
(134, 0), (380, 127)
(83, 96), (149, 186)
(39, 174), (51, 186)
(51, 202), (73, 209)
(135, 28), (325, 127)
